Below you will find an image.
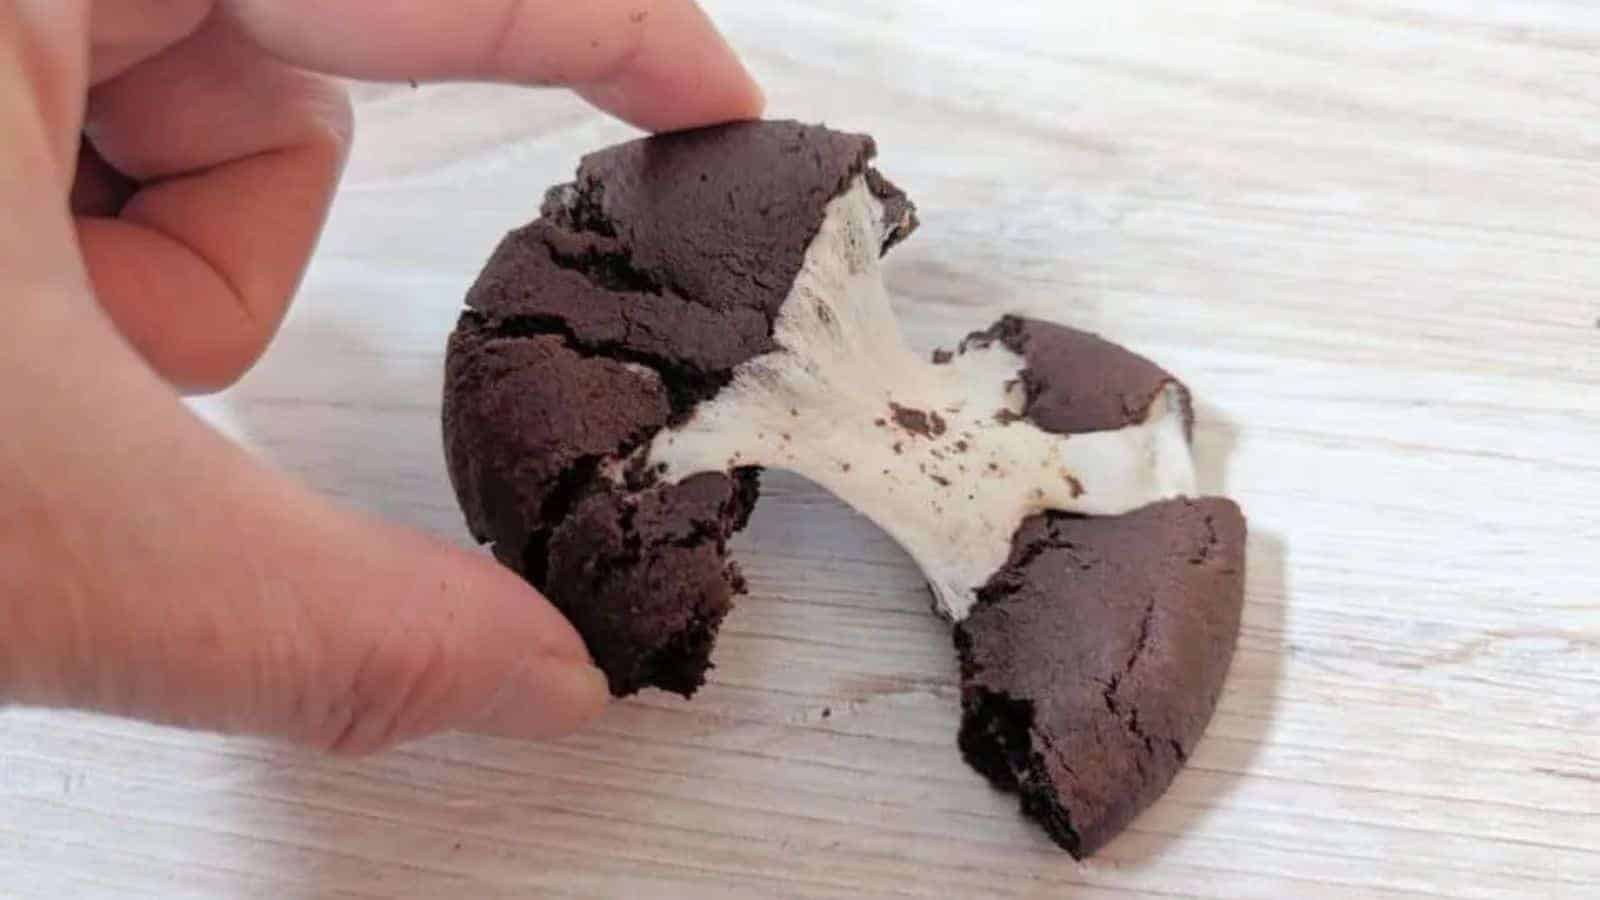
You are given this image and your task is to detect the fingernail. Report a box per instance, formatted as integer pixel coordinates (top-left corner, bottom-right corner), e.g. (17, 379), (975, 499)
(474, 657), (610, 740)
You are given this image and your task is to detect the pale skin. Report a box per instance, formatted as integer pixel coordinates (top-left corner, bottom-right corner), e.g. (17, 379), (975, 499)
(0, 0), (763, 754)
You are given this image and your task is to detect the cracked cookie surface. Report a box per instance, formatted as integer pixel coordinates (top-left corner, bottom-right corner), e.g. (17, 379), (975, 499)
(957, 498), (1246, 857)
(444, 121), (912, 696)
(949, 316), (1245, 857)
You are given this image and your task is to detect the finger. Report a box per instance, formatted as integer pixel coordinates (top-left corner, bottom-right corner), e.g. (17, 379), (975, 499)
(3, 297), (608, 754)
(5, 0), (90, 180)
(6, 37), (606, 754)
(226, 0), (764, 132)
(77, 12), (351, 392)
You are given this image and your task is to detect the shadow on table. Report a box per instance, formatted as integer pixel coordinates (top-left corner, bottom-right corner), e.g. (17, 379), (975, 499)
(1105, 528), (1290, 866)
(1192, 399), (1238, 498)
(1108, 400), (1290, 865)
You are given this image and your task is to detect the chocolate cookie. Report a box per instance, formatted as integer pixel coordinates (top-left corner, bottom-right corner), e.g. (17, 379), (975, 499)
(957, 498), (1246, 857)
(441, 119), (1247, 856)
(445, 121), (913, 696)
(957, 316), (1196, 439)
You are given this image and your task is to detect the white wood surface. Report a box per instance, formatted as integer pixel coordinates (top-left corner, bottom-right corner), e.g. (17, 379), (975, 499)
(4, 1), (1599, 896)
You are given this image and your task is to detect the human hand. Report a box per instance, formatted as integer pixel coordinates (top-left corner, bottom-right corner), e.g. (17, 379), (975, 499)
(0, 0), (763, 753)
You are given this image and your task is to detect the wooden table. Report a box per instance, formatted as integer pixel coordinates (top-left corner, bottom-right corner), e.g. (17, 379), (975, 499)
(3, 1), (1597, 896)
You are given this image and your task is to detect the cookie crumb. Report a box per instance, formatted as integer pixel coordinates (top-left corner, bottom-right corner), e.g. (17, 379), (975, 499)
(889, 402), (947, 438)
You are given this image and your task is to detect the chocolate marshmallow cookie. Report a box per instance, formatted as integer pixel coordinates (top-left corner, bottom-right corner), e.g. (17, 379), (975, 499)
(442, 120), (1247, 856)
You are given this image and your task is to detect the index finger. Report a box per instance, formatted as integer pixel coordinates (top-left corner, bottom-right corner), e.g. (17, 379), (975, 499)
(225, 0), (764, 132)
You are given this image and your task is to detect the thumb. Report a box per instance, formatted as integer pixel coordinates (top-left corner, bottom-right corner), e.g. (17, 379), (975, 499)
(0, 42), (606, 754)
(2, 310), (607, 755)
(217, 494), (614, 754)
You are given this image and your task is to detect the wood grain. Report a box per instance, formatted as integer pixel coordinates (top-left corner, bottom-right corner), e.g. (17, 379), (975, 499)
(4, 1), (1598, 896)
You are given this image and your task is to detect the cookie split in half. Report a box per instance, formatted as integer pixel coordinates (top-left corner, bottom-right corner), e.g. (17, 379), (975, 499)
(442, 120), (1246, 857)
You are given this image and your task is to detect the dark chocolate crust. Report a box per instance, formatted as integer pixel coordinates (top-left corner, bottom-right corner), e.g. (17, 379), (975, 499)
(463, 120), (916, 404)
(949, 316), (1241, 857)
(956, 498), (1245, 858)
(960, 315), (1193, 438)
(442, 318), (672, 570)
(544, 472), (759, 697)
(443, 121), (913, 697)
